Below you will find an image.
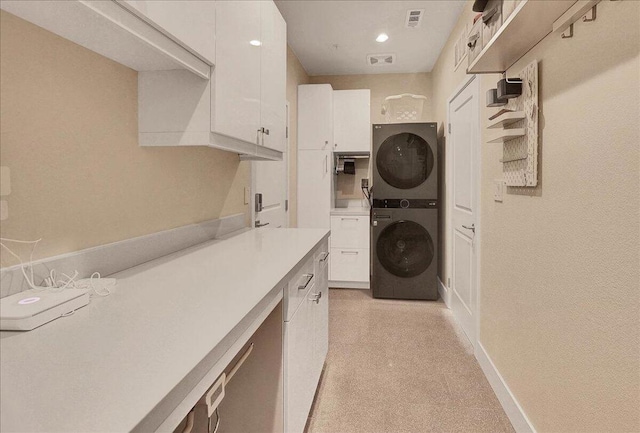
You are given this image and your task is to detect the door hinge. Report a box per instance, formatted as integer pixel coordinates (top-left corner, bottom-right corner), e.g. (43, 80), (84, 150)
(448, 123), (451, 134)
(285, 199), (289, 211)
(286, 126), (288, 139)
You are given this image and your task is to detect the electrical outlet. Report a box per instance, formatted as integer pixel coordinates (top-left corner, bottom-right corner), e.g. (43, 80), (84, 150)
(361, 178), (369, 188)
(493, 179), (505, 202)
(244, 187), (250, 205)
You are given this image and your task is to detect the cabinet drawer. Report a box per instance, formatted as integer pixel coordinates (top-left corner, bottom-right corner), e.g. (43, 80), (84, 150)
(285, 254), (316, 322)
(330, 216), (369, 249)
(329, 248), (369, 283)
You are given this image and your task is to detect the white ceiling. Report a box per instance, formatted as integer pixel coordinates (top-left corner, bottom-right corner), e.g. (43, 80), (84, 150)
(275, 0), (466, 76)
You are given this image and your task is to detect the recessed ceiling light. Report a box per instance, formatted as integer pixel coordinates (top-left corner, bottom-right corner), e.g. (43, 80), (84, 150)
(250, 40), (262, 46)
(376, 33), (389, 43)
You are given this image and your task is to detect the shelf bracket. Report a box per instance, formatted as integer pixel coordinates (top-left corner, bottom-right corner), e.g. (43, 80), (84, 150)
(582, 4), (597, 22)
(561, 23), (574, 39)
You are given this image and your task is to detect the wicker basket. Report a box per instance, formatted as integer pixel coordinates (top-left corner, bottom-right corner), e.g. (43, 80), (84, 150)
(381, 94), (428, 122)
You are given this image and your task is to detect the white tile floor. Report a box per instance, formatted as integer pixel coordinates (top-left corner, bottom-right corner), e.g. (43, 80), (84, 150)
(306, 289), (515, 433)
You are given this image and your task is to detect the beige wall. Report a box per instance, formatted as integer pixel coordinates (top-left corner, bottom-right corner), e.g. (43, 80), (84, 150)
(0, 11), (250, 266)
(432, 1), (640, 431)
(287, 46), (310, 227)
(309, 73), (433, 200)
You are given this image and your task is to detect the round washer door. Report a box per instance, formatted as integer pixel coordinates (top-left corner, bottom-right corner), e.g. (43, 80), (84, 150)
(376, 220), (434, 278)
(376, 132), (434, 189)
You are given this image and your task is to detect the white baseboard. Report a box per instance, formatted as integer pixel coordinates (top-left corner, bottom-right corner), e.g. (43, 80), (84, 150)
(329, 281), (369, 290)
(476, 342), (536, 433)
(438, 277), (451, 307)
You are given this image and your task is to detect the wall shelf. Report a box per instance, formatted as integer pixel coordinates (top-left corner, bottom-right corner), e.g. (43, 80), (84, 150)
(467, 0), (576, 74)
(488, 111), (526, 129)
(486, 129), (525, 144)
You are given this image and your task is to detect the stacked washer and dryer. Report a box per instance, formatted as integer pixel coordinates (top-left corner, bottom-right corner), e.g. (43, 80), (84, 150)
(371, 123), (439, 300)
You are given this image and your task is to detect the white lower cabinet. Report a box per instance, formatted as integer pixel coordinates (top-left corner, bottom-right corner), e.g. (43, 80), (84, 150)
(329, 214), (370, 286)
(284, 240), (329, 433)
(330, 248), (369, 282)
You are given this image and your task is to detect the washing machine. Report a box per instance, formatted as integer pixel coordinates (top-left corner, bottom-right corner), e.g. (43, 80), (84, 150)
(372, 122), (438, 201)
(371, 205), (438, 300)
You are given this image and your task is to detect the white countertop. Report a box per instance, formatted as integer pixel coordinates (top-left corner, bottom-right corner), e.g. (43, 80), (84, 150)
(330, 207), (371, 216)
(0, 228), (329, 433)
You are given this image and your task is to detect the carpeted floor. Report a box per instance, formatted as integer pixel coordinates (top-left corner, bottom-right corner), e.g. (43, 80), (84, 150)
(305, 289), (515, 433)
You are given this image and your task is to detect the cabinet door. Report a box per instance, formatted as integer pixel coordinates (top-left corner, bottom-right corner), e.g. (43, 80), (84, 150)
(118, 0), (216, 64)
(298, 85), (333, 150)
(297, 150), (331, 229)
(213, 1), (262, 145)
(260, 0), (287, 152)
(284, 296), (315, 433)
(311, 256), (329, 378)
(333, 89), (371, 152)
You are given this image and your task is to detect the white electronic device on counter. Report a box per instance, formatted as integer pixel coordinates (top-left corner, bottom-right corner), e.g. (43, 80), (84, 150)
(0, 288), (90, 331)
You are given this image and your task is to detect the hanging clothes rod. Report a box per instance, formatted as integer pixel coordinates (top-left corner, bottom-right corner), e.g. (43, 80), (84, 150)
(227, 343), (254, 383)
(181, 343), (255, 433)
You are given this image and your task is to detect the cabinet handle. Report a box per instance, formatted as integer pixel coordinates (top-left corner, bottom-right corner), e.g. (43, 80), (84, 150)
(298, 273), (314, 290)
(341, 251), (359, 255)
(311, 291), (322, 304)
(340, 217), (359, 221)
(319, 252), (329, 262)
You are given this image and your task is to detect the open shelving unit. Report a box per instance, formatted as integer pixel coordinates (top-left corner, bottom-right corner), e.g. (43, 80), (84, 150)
(467, 0), (577, 74)
(487, 111), (526, 129)
(486, 129), (526, 144)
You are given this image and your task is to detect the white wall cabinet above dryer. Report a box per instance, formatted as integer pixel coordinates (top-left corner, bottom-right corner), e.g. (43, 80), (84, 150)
(137, 0), (286, 160)
(333, 90), (371, 153)
(0, 0), (213, 79)
(298, 85), (334, 151)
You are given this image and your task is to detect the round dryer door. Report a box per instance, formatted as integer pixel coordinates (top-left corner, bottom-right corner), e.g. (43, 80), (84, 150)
(376, 132), (434, 189)
(377, 220), (434, 278)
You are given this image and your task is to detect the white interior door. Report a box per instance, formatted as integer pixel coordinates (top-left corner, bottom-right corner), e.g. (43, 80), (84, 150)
(253, 102), (289, 229)
(448, 75), (480, 347)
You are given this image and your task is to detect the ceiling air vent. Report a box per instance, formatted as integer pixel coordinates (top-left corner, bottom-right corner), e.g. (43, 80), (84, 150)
(405, 9), (425, 28)
(367, 53), (396, 66)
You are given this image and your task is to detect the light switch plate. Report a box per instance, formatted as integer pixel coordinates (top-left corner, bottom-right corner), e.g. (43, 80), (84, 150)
(244, 187), (250, 205)
(494, 179), (505, 202)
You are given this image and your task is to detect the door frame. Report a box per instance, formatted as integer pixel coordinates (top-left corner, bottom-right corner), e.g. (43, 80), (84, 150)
(445, 73), (482, 351)
(249, 101), (291, 228)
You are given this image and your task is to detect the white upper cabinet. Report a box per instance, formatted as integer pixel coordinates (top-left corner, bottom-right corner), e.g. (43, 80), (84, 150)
(298, 85), (333, 151)
(333, 89), (371, 153)
(0, 0), (213, 79)
(212, 1), (262, 146)
(138, 0), (286, 160)
(260, 1), (287, 152)
(213, 0), (287, 152)
(117, 0), (216, 64)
